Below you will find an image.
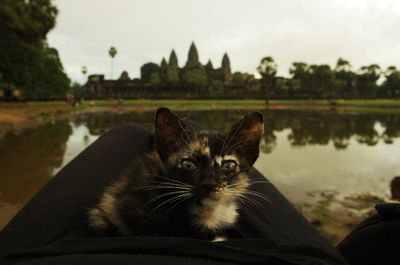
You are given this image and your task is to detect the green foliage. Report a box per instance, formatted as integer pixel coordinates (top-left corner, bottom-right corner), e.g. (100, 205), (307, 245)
(381, 66), (400, 97)
(210, 80), (224, 91)
(231, 72), (245, 88)
(257, 56), (277, 78)
(289, 62), (308, 89)
(150, 73), (160, 85)
(108, 47), (117, 58)
(140, 63), (159, 82)
(334, 58), (356, 97)
(356, 64), (381, 97)
(71, 81), (85, 95)
(167, 70), (179, 84)
(0, 0), (70, 100)
(0, 0), (58, 44)
(183, 69), (207, 88)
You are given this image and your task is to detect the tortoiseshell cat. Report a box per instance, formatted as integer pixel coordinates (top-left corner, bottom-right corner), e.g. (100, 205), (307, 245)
(89, 108), (264, 239)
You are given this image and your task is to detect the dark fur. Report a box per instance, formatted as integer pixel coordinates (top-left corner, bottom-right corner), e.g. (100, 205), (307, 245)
(89, 108), (264, 239)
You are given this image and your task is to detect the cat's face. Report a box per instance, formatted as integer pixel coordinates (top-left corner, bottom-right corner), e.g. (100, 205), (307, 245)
(154, 108), (263, 231)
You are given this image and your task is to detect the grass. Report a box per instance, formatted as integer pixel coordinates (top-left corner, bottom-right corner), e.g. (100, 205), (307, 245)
(86, 98), (400, 108)
(1, 99), (400, 112)
(85, 99), (264, 106)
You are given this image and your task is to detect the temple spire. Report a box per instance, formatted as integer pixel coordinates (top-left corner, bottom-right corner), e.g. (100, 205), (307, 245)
(221, 53), (231, 72)
(185, 42), (199, 69)
(168, 49), (178, 71)
(221, 53), (232, 82)
(160, 57), (168, 79)
(205, 59), (213, 69)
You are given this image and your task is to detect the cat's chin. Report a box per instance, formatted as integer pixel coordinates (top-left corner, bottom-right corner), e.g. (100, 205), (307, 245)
(191, 198), (239, 231)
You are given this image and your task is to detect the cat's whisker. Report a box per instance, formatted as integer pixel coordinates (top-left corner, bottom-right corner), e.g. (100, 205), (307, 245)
(235, 196), (250, 208)
(143, 190), (189, 208)
(167, 194), (192, 212)
(144, 174), (193, 188)
(184, 122), (197, 142)
(221, 120), (246, 155)
(143, 185), (192, 191)
(222, 190), (258, 208)
(222, 138), (249, 154)
(239, 195), (263, 208)
(241, 190), (271, 203)
(143, 180), (192, 187)
(247, 180), (271, 186)
(178, 119), (193, 144)
(149, 192), (191, 213)
(224, 189), (266, 208)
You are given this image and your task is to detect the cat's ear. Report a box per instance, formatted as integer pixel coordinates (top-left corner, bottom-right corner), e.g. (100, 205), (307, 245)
(224, 112), (264, 165)
(155, 108), (189, 160)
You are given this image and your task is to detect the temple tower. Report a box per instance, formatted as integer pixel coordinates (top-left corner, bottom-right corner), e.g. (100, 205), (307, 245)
(205, 59), (213, 69)
(168, 49), (178, 71)
(221, 53), (232, 82)
(119, 71), (130, 81)
(160, 57), (168, 79)
(185, 42), (199, 69)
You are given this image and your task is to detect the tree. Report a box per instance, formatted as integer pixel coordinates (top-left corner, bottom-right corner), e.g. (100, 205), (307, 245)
(108, 46), (117, 79)
(210, 80), (224, 91)
(257, 56), (277, 101)
(231, 72), (245, 89)
(183, 69), (207, 90)
(167, 70), (179, 85)
(81, 66), (87, 84)
(356, 64), (381, 97)
(289, 62), (308, 90)
(308, 64), (334, 97)
(140, 63), (159, 83)
(0, 0), (69, 100)
(334, 58), (356, 98)
(381, 66), (400, 98)
(150, 73), (160, 86)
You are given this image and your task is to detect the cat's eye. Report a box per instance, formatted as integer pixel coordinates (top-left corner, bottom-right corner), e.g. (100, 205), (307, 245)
(182, 159), (197, 169)
(221, 160), (237, 170)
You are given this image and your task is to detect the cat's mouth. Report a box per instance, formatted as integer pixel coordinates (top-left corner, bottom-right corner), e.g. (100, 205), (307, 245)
(195, 186), (224, 202)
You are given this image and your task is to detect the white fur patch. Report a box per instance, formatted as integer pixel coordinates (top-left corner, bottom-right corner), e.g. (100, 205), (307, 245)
(192, 200), (238, 230)
(203, 146), (210, 156)
(222, 154), (239, 164)
(214, 155), (239, 166)
(215, 155), (222, 166)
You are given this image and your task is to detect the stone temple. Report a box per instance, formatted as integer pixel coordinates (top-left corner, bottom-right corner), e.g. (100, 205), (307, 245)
(85, 42), (232, 97)
(141, 42), (232, 83)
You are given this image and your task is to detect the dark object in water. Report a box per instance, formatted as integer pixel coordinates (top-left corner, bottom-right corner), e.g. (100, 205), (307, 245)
(390, 176), (400, 200)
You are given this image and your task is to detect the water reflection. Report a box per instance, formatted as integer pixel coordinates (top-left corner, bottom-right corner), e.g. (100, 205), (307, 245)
(52, 123), (99, 175)
(261, 110), (400, 152)
(78, 110), (400, 153)
(1, 109), (400, 211)
(0, 122), (72, 205)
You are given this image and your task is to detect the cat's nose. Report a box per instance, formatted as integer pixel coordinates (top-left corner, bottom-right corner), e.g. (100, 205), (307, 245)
(202, 177), (217, 187)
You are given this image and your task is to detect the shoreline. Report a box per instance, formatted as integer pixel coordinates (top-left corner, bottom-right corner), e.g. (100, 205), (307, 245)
(1, 99), (400, 130)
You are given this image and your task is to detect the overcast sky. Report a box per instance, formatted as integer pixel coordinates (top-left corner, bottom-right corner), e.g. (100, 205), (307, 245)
(47, 0), (400, 83)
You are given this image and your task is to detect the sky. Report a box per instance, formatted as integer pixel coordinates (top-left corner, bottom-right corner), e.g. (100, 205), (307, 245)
(47, 0), (400, 83)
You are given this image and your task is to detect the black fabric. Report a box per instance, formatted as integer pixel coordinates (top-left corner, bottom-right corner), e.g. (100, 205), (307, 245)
(337, 203), (400, 265)
(0, 123), (348, 265)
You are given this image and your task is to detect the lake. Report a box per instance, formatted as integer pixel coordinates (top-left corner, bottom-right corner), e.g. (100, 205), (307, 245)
(1, 108), (400, 240)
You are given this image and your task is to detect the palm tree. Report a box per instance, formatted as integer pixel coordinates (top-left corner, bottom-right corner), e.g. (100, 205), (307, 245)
(108, 46), (117, 79)
(81, 66), (87, 84)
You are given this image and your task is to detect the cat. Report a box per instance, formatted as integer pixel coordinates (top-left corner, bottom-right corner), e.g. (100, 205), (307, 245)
(88, 107), (264, 239)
